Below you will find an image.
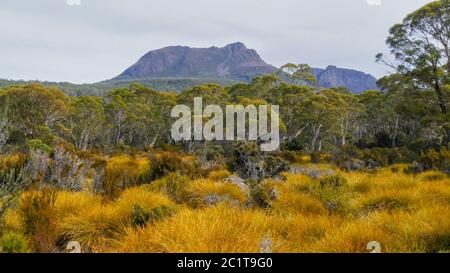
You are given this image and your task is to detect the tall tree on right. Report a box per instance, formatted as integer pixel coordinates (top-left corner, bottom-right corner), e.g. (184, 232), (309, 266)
(377, 0), (449, 114)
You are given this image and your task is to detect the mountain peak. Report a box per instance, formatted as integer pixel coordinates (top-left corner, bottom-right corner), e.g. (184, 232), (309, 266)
(111, 43), (378, 93)
(225, 42), (247, 50)
(114, 42), (276, 81)
(313, 65), (378, 93)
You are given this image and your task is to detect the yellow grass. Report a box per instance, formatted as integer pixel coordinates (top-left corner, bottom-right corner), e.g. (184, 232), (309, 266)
(186, 179), (247, 208)
(4, 164), (450, 253)
(208, 169), (232, 181)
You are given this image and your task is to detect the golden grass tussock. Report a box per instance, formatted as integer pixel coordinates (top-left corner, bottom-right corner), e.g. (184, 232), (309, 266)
(102, 156), (149, 198)
(113, 205), (272, 253)
(56, 188), (177, 251)
(208, 169), (233, 181)
(54, 191), (103, 219)
(185, 179), (248, 208)
(269, 191), (326, 216)
(3, 163), (450, 253)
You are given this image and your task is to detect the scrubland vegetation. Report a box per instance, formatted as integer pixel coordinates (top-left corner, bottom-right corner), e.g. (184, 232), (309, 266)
(0, 1), (449, 253)
(1, 149), (450, 253)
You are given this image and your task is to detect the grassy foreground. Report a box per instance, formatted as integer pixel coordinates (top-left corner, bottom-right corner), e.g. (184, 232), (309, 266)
(1, 153), (449, 253)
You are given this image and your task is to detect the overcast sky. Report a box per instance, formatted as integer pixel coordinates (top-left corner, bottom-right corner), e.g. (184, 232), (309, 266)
(0, 0), (433, 84)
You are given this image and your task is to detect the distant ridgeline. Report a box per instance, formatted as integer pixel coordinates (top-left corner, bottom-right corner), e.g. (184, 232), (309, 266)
(0, 42), (379, 96)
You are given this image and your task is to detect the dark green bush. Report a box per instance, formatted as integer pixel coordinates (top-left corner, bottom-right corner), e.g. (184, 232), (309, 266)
(0, 232), (29, 253)
(26, 139), (52, 154)
(263, 155), (289, 177)
(319, 174), (348, 190)
(148, 172), (192, 203)
(414, 149), (450, 174)
(145, 152), (200, 181)
(131, 204), (176, 227)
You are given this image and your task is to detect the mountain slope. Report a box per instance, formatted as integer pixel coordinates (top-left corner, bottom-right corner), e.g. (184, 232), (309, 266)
(114, 42), (277, 82)
(312, 65), (378, 93)
(111, 42), (378, 93)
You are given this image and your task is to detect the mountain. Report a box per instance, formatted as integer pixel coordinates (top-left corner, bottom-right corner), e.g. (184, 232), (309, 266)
(111, 42), (378, 93)
(312, 65), (378, 93)
(114, 42), (277, 82)
(1, 43), (379, 95)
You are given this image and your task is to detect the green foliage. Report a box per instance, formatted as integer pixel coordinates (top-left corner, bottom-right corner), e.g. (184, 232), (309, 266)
(263, 155), (289, 177)
(145, 152), (200, 181)
(362, 196), (411, 214)
(19, 188), (57, 236)
(319, 175), (348, 190)
(313, 174), (350, 214)
(0, 232), (29, 253)
(26, 139), (52, 154)
(415, 149), (450, 173)
(131, 204), (176, 227)
(148, 172), (192, 203)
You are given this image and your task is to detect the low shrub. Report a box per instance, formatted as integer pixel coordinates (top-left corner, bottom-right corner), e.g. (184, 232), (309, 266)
(18, 187), (58, 252)
(360, 193), (412, 215)
(145, 152), (200, 181)
(263, 155), (289, 178)
(102, 156), (149, 199)
(319, 175), (348, 190)
(131, 204), (176, 227)
(147, 172), (192, 203)
(0, 231), (29, 253)
(414, 149), (450, 174)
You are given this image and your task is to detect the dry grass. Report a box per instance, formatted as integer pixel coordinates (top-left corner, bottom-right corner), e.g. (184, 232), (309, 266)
(113, 205), (272, 253)
(185, 179), (248, 208)
(208, 169), (232, 181)
(3, 163), (450, 253)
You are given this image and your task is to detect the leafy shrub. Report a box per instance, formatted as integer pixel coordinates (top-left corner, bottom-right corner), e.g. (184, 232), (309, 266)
(361, 196), (411, 214)
(0, 154), (27, 197)
(311, 174), (350, 214)
(250, 184), (271, 209)
(145, 152), (200, 181)
(102, 156), (149, 199)
(131, 204), (176, 227)
(0, 231), (29, 253)
(263, 155), (289, 177)
(319, 175), (348, 190)
(333, 147), (416, 170)
(19, 188), (57, 236)
(229, 143), (289, 180)
(18, 187), (57, 252)
(147, 172), (191, 203)
(413, 149), (450, 174)
(228, 142), (264, 180)
(26, 139), (52, 154)
(50, 146), (86, 191)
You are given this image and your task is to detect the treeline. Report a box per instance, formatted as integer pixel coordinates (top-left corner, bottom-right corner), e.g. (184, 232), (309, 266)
(0, 75), (448, 157)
